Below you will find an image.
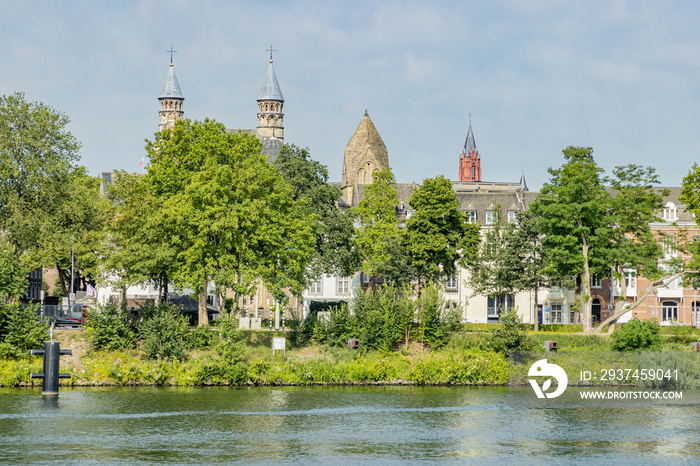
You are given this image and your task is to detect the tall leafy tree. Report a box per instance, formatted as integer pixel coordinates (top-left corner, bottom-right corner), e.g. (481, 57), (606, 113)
(145, 118), (314, 325)
(352, 168), (404, 280)
(530, 147), (608, 331)
(532, 147), (670, 332)
(0, 92), (106, 292)
(106, 171), (179, 303)
(274, 144), (360, 280)
(405, 175), (480, 285)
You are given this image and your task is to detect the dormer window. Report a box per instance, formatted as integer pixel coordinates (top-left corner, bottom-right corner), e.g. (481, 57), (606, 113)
(663, 202), (677, 221)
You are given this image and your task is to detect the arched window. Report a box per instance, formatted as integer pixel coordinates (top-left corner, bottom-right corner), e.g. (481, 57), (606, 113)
(358, 168), (366, 184)
(662, 301), (678, 323)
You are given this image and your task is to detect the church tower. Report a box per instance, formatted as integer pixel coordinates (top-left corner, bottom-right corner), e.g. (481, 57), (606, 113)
(158, 51), (184, 131)
(341, 110), (390, 204)
(256, 52), (284, 143)
(458, 113), (481, 182)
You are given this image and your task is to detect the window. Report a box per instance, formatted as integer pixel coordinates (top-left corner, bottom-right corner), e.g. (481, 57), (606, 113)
(465, 211), (477, 223)
(445, 275), (458, 293)
(485, 210), (498, 224)
(309, 279), (322, 295)
(624, 271), (636, 290)
(361, 272), (371, 285)
(337, 277), (350, 295)
(591, 276), (602, 288)
(550, 303), (562, 324)
(662, 202), (677, 221)
(488, 295), (513, 317)
(507, 210), (518, 224)
(662, 301), (678, 322)
(663, 236), (677, 259)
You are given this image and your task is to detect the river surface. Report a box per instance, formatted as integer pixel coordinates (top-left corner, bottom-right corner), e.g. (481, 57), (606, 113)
(1, 386), (699, 464)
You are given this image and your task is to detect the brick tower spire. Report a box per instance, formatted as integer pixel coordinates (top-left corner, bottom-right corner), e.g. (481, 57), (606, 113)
(459, 112), (481, 182)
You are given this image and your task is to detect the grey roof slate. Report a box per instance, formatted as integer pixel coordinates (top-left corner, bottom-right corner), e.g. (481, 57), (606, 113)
(159, 64), (184, 99)
(464, 122), (477, 155)
(262, 136), (283, 163)
(257, 62), (284, 101)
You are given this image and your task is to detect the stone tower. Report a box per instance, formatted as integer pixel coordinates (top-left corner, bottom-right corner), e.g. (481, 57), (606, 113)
(158, 58), (184, 131)
(341, 110), (389, 204)
(458, 115), (481, 182)
(256, 57), (284, 143)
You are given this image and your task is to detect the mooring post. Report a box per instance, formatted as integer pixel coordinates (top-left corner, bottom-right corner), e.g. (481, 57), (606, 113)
(30, 341), (72, 396)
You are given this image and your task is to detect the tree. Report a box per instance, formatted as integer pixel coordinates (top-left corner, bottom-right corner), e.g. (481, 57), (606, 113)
(352, 168), (405, 280)
(106, 171), (179, 303)
(530, 147), (608, 331)
(532, 147), (670, 332)
(145, 118), (314, 325)
(405, 176), (480, 285)
(0, 237), (27, 303)
(273, 145), (360, 280)
(0, 92), (107, 294)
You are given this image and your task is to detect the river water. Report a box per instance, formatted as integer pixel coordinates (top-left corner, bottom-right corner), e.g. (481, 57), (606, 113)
(1, 386), (699, 464)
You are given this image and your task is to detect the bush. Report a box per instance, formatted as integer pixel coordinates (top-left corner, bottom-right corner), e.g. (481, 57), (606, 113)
(611, 318), (662, 351)
(0, 304), (49, 358)
(416, 283), (459, 349)
(489, 310), (535, 354)
(84, 304), (137, 351)
(138, 304), (190, 361)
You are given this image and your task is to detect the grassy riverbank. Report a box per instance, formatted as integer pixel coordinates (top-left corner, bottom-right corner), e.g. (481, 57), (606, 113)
(3, 319), (699, 388)
(0, 329), (510, 387)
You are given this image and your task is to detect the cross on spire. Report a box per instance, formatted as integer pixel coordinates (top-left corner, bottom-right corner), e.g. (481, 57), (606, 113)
(167, 45), (177, 65)
(267, 44), (277, 63)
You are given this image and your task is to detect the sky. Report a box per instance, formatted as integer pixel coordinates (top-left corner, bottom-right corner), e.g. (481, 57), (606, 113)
(2, 0), (700, 191)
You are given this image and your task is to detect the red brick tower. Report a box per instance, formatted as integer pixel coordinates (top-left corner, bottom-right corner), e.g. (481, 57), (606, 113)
(459, 113), (481, 182)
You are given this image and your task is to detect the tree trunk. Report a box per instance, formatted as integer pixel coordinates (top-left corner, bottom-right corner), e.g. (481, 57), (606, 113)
(534, 286), (539, 332)
(592, 273), (684, 333)
(581, 236), (592, 333)
(198, 279), (208, 327)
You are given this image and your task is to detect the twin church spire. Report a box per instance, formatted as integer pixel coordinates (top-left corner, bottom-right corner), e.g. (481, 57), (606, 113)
(157, 46), (284, 148)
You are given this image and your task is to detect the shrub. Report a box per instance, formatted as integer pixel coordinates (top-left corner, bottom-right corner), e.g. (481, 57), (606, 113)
(138, 304), (190, 361)
(489, 310), (535, 354)
(611, 318), (662, 351)
(0, 304), (49, 358)
(84, 304), (136, 351)
(416, 283), (459, 349)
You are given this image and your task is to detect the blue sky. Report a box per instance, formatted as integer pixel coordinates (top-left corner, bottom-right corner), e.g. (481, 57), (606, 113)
(2, 0), (699, 190)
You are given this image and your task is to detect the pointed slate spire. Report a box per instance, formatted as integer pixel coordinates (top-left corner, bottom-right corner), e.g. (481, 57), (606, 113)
(160, 63), (183, 99)
(257, 61), (284, 102)
(463, 114), (476, 155)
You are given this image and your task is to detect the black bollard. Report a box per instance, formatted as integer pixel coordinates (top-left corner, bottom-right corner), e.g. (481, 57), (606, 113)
(30, 341), (72, 396)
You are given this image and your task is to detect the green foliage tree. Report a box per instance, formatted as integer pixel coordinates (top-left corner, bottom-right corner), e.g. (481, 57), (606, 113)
(143, 119), (314, 324)
(106, 171), (179, 303)
(0, 237), (27, 303)
(0, 92), (108, 293)
(273, 144), (360, 280)
(611, 318), (662, 351)
(352, 168), (404, 280)
(405, 176), (480, 285)
(532, 147), (668, 332)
